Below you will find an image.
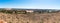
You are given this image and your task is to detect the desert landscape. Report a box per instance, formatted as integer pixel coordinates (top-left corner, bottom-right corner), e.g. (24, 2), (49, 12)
(0, 9), (60, 23)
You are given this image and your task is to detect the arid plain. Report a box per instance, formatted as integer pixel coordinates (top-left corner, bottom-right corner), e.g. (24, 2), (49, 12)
(0, 12), (60, 23)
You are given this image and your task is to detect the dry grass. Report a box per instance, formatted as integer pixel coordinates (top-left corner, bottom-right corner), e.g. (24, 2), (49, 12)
(0, 12), (60, 23)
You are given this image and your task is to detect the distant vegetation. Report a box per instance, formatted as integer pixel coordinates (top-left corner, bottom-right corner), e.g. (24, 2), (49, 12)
(0, 8), (59, 14)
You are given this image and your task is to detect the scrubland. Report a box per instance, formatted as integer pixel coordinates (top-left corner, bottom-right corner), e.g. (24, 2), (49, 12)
(0, 12), (60, 23)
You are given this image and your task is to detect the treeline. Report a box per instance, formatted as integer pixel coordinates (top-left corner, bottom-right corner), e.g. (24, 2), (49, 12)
(0, 10), (27, 14)
(0, 9), (59, 14)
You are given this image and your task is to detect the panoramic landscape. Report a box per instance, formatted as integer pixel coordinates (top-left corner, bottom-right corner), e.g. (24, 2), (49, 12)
(0, 8), (60, 23)
(0, 0), (60, 23)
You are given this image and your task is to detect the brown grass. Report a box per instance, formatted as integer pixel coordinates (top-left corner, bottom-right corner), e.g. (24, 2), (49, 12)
(0, 12), (60, 23)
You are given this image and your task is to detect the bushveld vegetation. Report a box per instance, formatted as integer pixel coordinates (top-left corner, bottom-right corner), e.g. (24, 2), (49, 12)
(0, 9), (27, 14)
(0, 9), (60, 23)
(0, 9), (59, 14)
(0, 12), (60, 23)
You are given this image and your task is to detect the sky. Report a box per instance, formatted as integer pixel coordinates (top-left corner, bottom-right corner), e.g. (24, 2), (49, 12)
(0, 0), (60, 9)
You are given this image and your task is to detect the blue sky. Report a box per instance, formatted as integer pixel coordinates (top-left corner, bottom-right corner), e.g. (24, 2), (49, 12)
(0, 0), (60, 9)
